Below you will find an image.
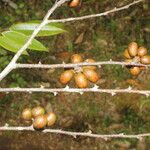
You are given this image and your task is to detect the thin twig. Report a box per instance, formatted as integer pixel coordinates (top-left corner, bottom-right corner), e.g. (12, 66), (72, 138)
(0, 86), (149, 96)
(0, 0), (68, 81)
(15, 61), (150, 69)
(47, 0), (144, 23)
(0, 125), (149, 139)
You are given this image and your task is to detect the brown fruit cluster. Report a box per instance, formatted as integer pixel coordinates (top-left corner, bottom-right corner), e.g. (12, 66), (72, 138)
(60, 54), (100, 88)
(124, 42), (150, 76)
(68, 0), (80, 7)
(21, 106), (56, 130)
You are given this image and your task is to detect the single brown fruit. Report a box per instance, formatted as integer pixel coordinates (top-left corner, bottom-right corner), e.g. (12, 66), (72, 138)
(75, 73), (88, 88)
(32, 106), (45, 118)
(22, 108), (32, 121)
(83, 69), (99, 83)
(138, 47), (147, 57)
(33, 115), (47, 130)
(128, 42), (138, 57)
(71, 54), (83, 63)
(140, 55), (150, 64)
(46, 112), (57, 127)
(123, 49), (131, 59)
(60, 70), (74, 84)
(83, 58), (96, 70)
(130, 67), (141, 76)
(69, 0), (80, 7)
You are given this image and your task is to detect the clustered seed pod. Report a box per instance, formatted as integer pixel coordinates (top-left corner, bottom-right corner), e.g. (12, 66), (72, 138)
(75, 72), (88, 88)
(21, 106), (56, 130)
(60, 70), (74, 84)
(124, 42), (150, 76)
(21, 108), (32, 121)
(71, 54), (83, 63)
(59, 54), (100, 88)
(46, 112), (57, 127)
(68, 0), (80, 8)
(32, 106), (45, 118)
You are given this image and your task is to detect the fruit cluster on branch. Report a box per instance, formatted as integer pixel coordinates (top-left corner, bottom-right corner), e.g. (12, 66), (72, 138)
(22, 106), (56, 130)
(124, 42), (150, 76)
(60, 54), (100, 88)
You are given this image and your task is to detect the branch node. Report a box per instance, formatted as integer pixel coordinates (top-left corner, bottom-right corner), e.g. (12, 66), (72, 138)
(127, 86), (132, 90)
(145, 93), (149, 98)
(92, 84), (99, 91)
(64, 85), (70, 90)
(111, 92), (116, 96)
(79, 92), (84, 95)
(40, 85), (45, 89)
(53, 92), (58, 96)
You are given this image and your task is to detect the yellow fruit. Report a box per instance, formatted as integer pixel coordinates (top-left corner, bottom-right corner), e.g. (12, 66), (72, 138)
(32, 106), (45, 118)
(60, 70), (74, 84)
(123, 49), (131, 59)
(130, 67), (141, 76)
(83, 58), (96, 70)
(140, 55), (150, 64)
(138, 47), (147, 57)
(128, 42), (138, 57)
(22, 108), (32, 121)
(83, 69), (99, 83)
(75, 73), (88, 88)
(46, 112), (57, 127)
(33, 115), (47, 130)
(71, 54), (83, 63)
(69, 0), (80, 7)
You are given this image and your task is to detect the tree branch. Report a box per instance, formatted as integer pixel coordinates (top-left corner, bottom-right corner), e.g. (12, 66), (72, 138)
(47, 0), (144, 24)
(0, 125), (149, 139)
(0, 86), (149, 97)
(15, 61), (150, 69)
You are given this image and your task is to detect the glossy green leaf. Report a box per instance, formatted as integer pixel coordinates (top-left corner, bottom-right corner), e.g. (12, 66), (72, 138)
(0, 36), (28, 55)
(0, 31), (48, 54)
(10, 21), (66, 37)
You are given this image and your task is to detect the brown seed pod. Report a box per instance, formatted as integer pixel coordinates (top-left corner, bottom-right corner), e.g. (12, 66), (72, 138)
(69, 0), (80, 7)
(33, 115), (47, 130)
(130, 67), (141, 76)
(83, 69), (99, 83)
(128, 42), (138, 57)
(140, 55), (150, 64)
(71, 54), (83, 63)
(32, 106), (45, 118)
(75, 73), (88, 88)
(123, 49), (131, 59)
(138, 47), (147, 57)
(60, 70), (74, 84)
(21, 108), (32, 121)
(83, 58), (97, 70)
(46, 112), (57, 127)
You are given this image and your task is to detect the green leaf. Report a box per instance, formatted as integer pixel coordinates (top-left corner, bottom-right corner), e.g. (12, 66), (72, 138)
(0, 31), (48, 54)
(10, 21), (66, 37)
(0, 36), (28, 55)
